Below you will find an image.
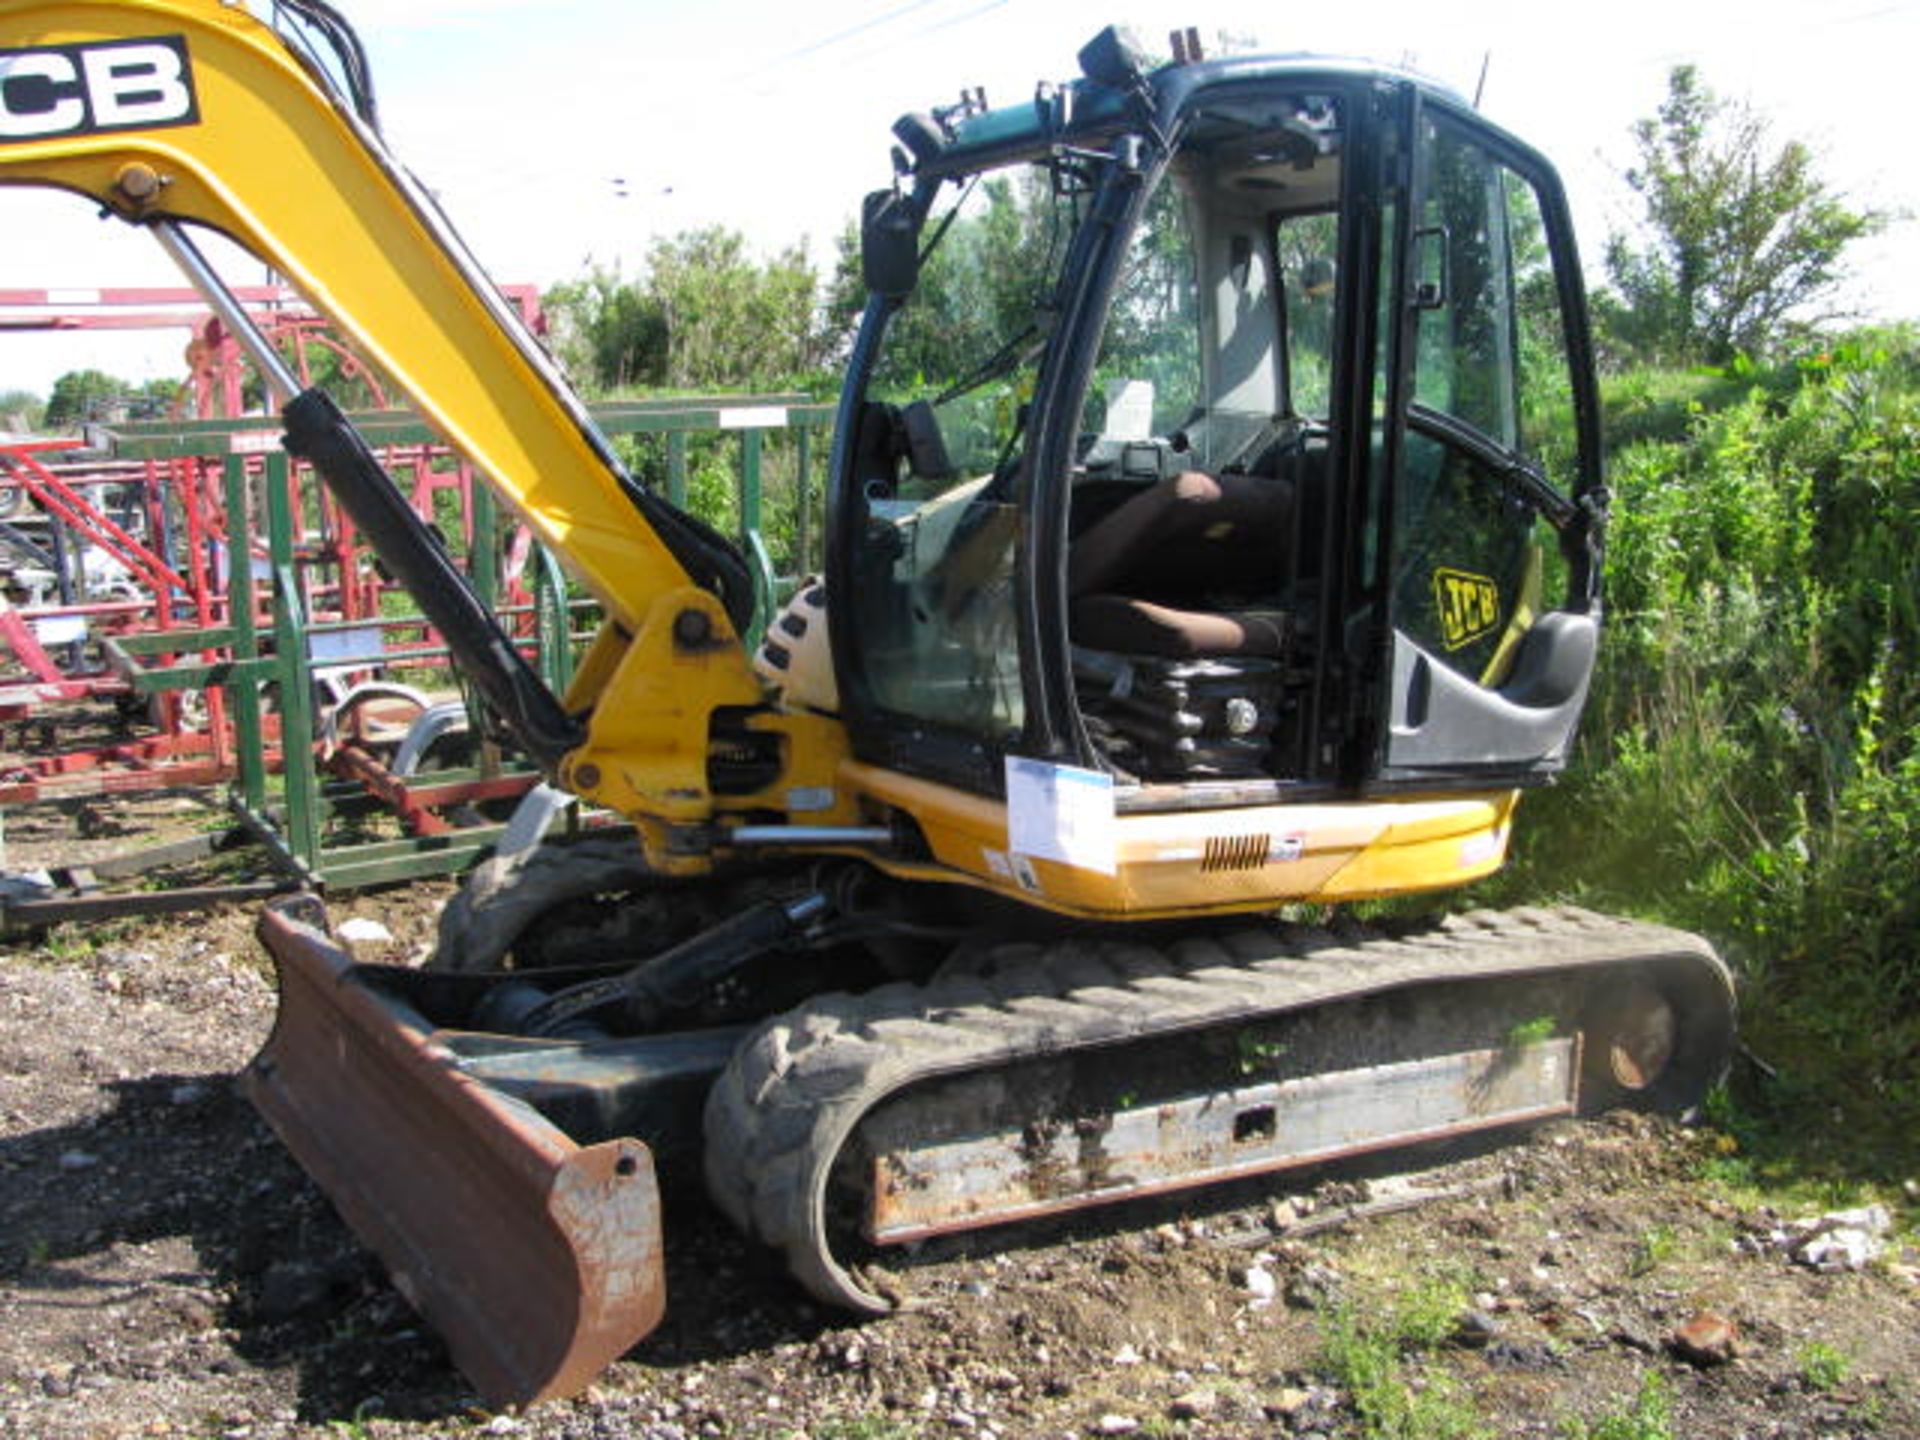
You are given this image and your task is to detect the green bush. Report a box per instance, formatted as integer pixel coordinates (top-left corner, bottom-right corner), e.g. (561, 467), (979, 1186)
(1493, 325), (1920, 1165)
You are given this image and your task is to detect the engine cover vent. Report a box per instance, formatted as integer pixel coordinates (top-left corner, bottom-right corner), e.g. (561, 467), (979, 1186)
(1202, 833), (1270, 872)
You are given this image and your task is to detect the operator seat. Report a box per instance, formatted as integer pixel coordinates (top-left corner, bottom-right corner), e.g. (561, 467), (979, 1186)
(1068, 468), (1295, 659)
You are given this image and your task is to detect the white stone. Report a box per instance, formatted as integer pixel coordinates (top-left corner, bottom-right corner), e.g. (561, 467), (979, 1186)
(337, 917), (394, 946)
(1784, 1204), (1893, 1271)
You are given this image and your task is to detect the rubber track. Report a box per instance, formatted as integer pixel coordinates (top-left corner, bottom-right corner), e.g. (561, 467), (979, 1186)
(702, 905), (1731, 1313)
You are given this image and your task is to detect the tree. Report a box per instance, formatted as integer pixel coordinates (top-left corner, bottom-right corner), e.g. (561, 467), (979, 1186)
(0, 389), (42, 432)
(544, 263), (666, 391)
(43, 369), (130, 427)
(646, 228), (824, 391)
(543, 229), (828, 394)
(1596, 67), (1881, 367)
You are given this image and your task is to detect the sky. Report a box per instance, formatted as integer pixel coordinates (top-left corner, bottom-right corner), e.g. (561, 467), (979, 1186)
(2, 0), (1916, 395)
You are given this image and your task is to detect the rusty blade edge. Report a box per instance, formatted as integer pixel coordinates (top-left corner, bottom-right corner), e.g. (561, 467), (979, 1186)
(246, 896), (667, 1407)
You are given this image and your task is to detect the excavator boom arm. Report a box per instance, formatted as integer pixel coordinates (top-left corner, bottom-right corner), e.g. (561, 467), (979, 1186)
(0, 0), (747, 645)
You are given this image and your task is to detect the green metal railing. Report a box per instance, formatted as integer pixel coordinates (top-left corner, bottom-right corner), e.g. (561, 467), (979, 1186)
(105, 393), (835, 889)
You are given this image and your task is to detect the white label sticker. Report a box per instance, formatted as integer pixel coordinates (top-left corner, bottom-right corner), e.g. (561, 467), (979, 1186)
(1006, 756), (1116, 875)
(982, 847), (1014, 879)
(1009, 853), (1042, 893)
(1269, 834), (1306, 863)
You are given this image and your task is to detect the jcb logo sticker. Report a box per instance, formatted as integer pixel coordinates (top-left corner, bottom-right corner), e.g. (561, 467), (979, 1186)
(0, 37), (197, 142)
(1433, 567), (1501, 650)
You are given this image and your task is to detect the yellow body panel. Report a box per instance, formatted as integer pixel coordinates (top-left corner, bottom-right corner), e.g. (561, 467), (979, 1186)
(564, 591), (762, 820)
(839, 761), (1519, 920)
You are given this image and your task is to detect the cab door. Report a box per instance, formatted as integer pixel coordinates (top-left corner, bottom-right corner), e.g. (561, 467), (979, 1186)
(1373, 98), (1604, 787)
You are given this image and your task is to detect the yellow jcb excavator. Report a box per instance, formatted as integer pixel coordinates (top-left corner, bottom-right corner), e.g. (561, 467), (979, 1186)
(0, 0), (1735, 1408)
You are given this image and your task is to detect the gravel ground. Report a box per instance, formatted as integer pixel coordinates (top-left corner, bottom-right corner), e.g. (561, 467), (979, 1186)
(0, 791), (1916, 1440)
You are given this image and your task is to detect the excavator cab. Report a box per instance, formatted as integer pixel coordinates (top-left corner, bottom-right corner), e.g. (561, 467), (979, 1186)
(829, 34), (1604, 808)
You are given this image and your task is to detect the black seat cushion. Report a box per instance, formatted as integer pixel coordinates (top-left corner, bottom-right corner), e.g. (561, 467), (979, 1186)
(1071, 594), (1291, 659)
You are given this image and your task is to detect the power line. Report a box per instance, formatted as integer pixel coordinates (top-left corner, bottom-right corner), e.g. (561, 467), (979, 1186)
(400, 1), (1020, 210)
(767, 0), (952, 66)
(844, 0), (1012, 67)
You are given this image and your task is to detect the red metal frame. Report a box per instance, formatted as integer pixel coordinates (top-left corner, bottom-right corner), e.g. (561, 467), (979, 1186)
(0, 286), (546, 826)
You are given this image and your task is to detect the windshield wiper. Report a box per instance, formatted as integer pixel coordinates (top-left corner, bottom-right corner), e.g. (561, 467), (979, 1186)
(1407, 403), (1578, 532)
(933, 323), (1045, 408)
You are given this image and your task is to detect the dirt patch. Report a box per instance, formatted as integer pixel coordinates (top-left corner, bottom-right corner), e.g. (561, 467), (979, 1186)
(0, 797), (1916, 1439)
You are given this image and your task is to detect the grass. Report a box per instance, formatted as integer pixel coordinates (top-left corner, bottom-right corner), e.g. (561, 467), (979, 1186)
(810, 1419), (921, 1440)
(1693, 1074), (1919, 1223)
(1798, 1341), (1853, 1392)
(1388, 1270), (1477, 1349)
(25, 916), (142, 961)
(36, 922), (98, 960)
(1626, 1224), (1677, 1278)
(324, 1407), (376, 1440)
(1505, 1015), (1557, 1047)
(1235, 1031), (1289, 1076)
(1321, 1305), (1482, 1440)
(1316, 1266), (1485, 1440)
(1557, 1370), (1672, 1440)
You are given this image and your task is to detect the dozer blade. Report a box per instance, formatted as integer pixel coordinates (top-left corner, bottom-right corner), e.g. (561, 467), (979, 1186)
(246, 895), (666, 1408)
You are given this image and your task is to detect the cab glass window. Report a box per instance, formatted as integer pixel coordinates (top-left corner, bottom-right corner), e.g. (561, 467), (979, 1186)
(1395, 115), (1579, 685)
